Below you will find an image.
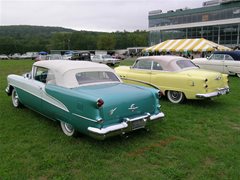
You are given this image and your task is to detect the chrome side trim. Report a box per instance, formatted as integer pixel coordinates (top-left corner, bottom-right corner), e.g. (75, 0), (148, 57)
(10, 83), (70, 112)
(121, 77), (160, 90)
(72, 113), (98, 122)
(7, 75), (70, 112)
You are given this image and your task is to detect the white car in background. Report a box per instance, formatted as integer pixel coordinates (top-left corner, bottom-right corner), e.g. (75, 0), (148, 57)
(193, 51), (240, 77)
(46, 54), (63, 60)
(11, 53), (22, 59)
(91, 54), (120, 66)
(0, 54), (9, 60)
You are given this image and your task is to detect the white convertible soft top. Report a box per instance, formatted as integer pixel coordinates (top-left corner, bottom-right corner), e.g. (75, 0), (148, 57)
(33, 60), (119, 88)
(34, 60), (111, 73)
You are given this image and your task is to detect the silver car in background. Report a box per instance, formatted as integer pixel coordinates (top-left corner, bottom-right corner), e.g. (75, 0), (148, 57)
(91, 54), (120, 66)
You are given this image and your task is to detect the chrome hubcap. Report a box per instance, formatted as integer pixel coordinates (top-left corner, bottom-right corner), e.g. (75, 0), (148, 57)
(12, 90), (19, 106)
(64, 123), (74, 133)
(170, 91), (181, 100)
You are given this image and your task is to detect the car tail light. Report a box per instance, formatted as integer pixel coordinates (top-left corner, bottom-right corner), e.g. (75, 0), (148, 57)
(97, 98), (104, 108)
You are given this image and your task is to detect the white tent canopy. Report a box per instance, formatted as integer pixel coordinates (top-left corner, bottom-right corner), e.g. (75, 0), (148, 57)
(144, 38), (232, 52)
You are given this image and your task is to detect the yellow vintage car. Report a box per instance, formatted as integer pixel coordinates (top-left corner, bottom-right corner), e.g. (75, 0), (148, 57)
(115, 56), (230, 103)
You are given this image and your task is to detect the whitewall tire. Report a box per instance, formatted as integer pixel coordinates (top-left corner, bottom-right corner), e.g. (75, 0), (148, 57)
(167, 90), (185, 104)
(12, 88), (21, 108)
(60, 121), (78, 137)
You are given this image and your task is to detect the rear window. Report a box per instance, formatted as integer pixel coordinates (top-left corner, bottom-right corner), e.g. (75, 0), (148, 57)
(133, 60), (152, 70)
(75, 71), (119, 85)
(176, 60), (197, 69)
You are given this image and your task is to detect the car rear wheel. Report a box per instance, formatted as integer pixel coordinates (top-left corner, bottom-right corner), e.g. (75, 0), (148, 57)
(12, 88), (21, 108)
(237, 73), (240, 78)
(60, 121), (78, 137)
(167, 90), (185, 104)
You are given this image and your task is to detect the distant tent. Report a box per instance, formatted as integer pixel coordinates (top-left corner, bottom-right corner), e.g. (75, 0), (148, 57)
(144, 38), (232, 53)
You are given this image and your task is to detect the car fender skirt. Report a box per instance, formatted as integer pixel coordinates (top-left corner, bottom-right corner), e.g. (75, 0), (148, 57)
(87, 112), (164, 140)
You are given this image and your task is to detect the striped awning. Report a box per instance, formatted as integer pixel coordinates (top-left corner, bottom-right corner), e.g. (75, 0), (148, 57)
(144, 38), (232, 52)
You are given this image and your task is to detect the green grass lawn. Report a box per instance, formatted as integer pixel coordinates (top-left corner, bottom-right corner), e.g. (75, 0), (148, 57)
(0, 59), (240, 179)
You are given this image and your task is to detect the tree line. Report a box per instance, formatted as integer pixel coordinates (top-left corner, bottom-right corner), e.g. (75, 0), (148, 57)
(0, 25), (148, 54)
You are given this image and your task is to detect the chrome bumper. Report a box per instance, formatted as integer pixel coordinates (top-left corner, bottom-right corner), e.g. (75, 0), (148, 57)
(196, 87), (230, 98)
(87, 112), (164, 140)
(5, 85), (11, 95)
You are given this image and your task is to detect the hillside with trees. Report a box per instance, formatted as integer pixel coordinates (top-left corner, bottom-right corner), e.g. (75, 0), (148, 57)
(0, 25), (148, 54)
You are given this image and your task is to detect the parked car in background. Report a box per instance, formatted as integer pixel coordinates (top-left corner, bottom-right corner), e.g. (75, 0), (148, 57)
(115, 56), (229, 103)
(35, 55), (47, 61)
(71, 51), (91, 61)
(91, 54), (120, 66)
(6, 60), (164, 140)
(0, 54), (9, 60)
(192, 51), (240, 77)
(20, 52), (34, 59)
(46, 54), (63, 60)
(10, 53), (22, 59)
(62, 54), (72, 60)
(113, 54), (126, 60)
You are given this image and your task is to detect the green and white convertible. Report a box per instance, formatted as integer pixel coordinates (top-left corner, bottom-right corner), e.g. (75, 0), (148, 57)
(6, 60), (164, 140)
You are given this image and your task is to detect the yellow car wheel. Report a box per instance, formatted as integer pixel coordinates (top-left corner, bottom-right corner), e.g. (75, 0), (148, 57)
(167, 90), (185, 104)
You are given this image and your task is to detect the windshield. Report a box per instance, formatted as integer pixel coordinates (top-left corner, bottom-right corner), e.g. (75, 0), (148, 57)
(176, 60), (198, 69)
(75, 71), (120, 85)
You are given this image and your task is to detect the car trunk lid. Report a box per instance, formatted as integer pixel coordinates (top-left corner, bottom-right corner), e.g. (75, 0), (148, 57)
(73, 83), (156, 125)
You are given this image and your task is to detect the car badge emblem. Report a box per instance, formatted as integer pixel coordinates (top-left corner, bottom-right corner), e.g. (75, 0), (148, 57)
(109, 107), (117, 116)
(128, 104), (138, 112)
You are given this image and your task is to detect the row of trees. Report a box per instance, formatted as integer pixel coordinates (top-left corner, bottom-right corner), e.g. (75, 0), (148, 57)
(0, 26), (148, 54)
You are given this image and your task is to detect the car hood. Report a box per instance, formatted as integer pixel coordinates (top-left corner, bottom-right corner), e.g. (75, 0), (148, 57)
(73, 83), (157, 122)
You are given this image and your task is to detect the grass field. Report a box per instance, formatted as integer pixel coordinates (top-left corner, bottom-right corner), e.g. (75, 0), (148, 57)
(0, 59), (240, 179)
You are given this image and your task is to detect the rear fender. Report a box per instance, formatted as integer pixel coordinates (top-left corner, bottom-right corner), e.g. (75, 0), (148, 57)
(45, 84), (102, 127)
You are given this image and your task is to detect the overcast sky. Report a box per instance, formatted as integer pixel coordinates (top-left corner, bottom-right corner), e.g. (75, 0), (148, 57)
(0, 0), (204, 32)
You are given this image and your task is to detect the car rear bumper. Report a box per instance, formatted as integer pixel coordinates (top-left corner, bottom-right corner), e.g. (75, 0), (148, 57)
(87, 112), (164, 140)
(196, 87), (230, 98)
